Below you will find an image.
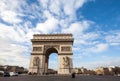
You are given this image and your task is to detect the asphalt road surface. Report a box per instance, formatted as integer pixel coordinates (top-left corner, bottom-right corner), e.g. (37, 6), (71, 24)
(0, 75), (120, 81)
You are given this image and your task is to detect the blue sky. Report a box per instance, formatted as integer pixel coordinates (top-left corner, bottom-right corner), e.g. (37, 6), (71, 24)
(0, 0), (120, 70)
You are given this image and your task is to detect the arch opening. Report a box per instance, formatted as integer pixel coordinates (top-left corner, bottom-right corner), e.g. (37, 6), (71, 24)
(48, 53), (58, 74)
(44, 48), (58, 74)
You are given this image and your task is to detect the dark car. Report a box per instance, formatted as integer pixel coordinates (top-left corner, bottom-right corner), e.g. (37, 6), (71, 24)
(3, 72), (10, 77)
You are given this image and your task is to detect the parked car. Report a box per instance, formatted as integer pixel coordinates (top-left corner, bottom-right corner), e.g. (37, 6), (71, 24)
(10, 72), (18, 76)
(0, 71), (4, 77)
(117, 74), (120, 77)
(3, 72), (10, 77)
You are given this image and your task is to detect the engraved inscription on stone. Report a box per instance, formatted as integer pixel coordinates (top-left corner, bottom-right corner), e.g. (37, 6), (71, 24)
(33, 47), (42, 51)
(61, 46), (71, 51)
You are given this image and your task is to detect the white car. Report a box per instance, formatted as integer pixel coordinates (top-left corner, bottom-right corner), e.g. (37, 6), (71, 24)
(10, 72), (18, 76)
(117, 74), (120, 77)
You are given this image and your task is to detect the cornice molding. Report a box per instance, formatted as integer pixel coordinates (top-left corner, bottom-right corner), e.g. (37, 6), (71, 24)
(33, 33), (72, 36)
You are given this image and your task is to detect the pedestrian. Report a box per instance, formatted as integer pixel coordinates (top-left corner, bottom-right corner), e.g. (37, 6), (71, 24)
(71, 72), (75, 78)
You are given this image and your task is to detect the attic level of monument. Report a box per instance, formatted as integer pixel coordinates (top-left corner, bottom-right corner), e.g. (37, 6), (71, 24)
(31, 34), (73, 41)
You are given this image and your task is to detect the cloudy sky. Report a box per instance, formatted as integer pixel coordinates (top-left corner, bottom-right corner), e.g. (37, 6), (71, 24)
(0, 0), (120, 70)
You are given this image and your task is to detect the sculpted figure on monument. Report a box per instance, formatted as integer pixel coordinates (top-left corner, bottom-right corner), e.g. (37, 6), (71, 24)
(33, 57), (40, 66)
(63, 56), (69, 67)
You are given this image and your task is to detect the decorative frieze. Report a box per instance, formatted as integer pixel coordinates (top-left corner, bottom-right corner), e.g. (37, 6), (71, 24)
(44, 45), (59, 51)
(32, 41), (72, 45)
(33, 47), (42, 51)
(61, 46), (71, 51)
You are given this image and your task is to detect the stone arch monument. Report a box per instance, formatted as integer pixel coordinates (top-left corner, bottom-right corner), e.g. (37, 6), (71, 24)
(29, 34), (74, 75)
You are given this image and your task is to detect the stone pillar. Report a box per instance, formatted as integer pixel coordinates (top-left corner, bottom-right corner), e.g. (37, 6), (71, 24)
(44, 56), (48, 74)
(58, 54), (73, 74)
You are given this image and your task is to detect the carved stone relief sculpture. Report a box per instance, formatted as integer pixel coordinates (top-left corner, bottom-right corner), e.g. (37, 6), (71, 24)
(63, 56), (70, 68)
(33, 47), (42, 51)
(33, 57), (40, 66)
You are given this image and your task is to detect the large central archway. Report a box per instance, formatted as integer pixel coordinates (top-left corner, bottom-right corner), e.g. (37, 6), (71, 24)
(44, 47), (58, 74)
(29, 34), (74, 75)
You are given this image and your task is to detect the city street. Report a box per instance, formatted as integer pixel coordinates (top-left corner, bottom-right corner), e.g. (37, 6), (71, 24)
(0, 75), (120, 81)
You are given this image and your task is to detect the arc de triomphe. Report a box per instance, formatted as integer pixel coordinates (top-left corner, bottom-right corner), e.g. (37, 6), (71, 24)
(29, 34), (74, 75)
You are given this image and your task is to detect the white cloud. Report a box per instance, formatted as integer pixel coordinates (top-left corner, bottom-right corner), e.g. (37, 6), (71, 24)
(59, 19), (70, 28)
(74, 32), (99, 45)
(90, 43), (109, 53)
(0, 0), (23, 24)
(62, 0), (86, 17)
(0, 41), (29, 68)
(74, 0), (87, 9)
(39, 0), (86, 16)
(62, 20), (92, 35)
(74, 43), (109, 56)
(36, 17), (59, 33)
(0, 24), (31, 68)
(39, 0), (48, 9)
(0, 10), (22, 24)
(105, 32), (120, 46)
(0, 0), (19, 11)
(94, 44), (108, 53)
(0, 24), (27, 43)
(49, 0), (61, 15)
